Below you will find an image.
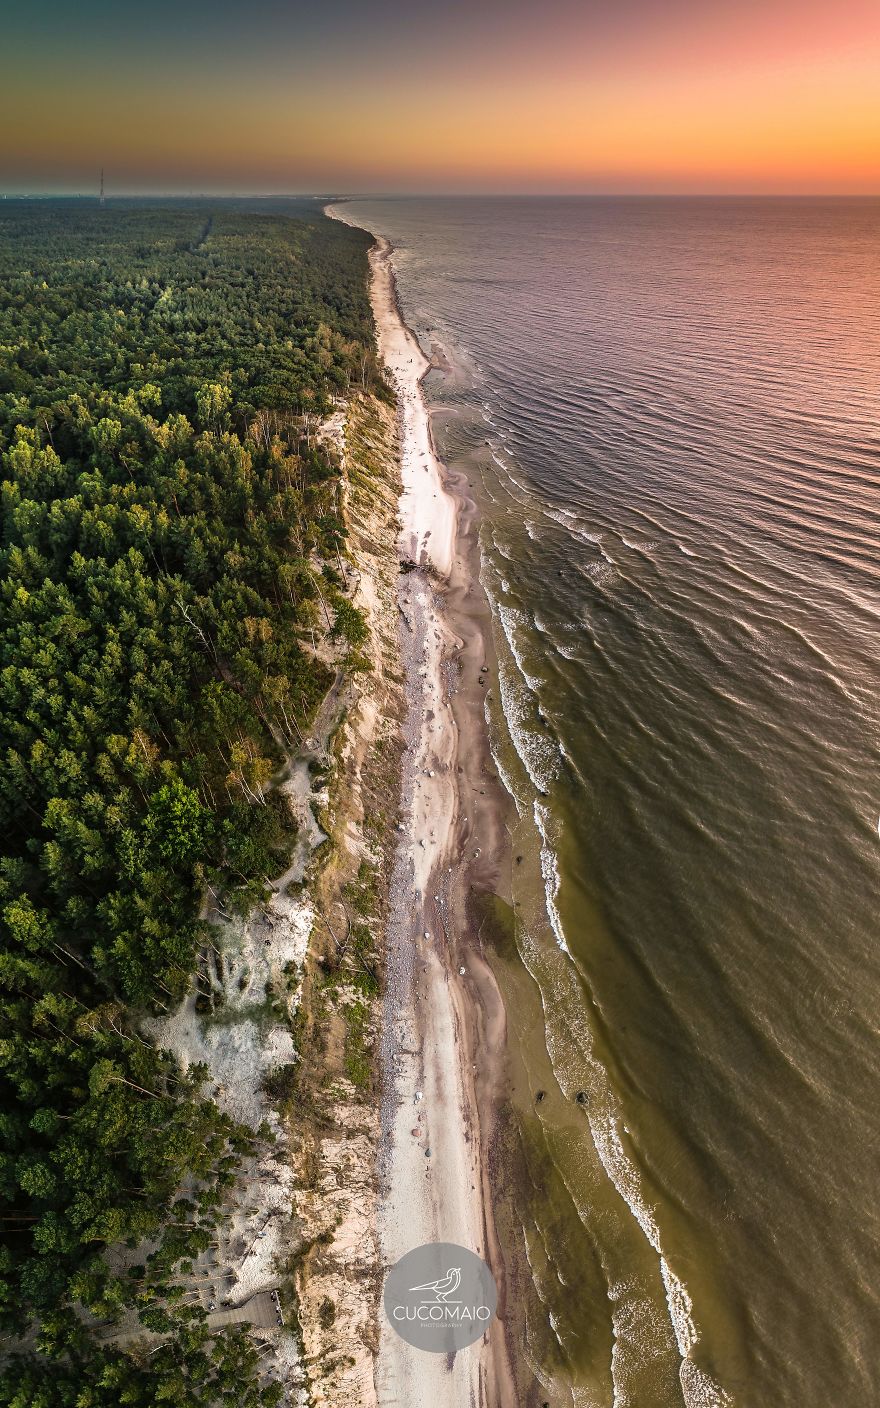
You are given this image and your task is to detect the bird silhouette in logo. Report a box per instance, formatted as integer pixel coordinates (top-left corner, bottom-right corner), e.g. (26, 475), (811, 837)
(409, 1266), (462, 1302)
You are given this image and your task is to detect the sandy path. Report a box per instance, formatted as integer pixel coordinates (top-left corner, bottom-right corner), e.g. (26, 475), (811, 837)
(327, 210), (518, 1408)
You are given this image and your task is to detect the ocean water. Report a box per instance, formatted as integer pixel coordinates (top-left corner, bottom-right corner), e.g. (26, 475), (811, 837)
(343, 197), (880, 1407)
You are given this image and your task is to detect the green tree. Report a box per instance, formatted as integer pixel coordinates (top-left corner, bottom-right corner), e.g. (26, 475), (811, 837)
(144, 779), (211, 865)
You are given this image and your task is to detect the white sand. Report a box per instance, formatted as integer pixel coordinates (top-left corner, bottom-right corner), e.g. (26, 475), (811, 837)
(349, 232), (456, 580)
(329, 208), (503, 1407)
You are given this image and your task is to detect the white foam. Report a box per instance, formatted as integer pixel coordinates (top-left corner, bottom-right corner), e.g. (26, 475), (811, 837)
(497, 601), (546, 695)
(485, 597), (562, 798)
(495, 656), (559, 795)
(534, 803), (571, 955)
(585, 560), (618, 587)
(607, 1278), (664, 1408)
(545, 505), (604, 544)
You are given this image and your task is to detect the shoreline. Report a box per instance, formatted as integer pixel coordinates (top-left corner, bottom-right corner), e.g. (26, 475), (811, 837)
(328, 209), (523, 1405)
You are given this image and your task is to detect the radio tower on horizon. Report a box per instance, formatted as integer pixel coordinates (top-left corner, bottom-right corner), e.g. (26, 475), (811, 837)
(100, 169), (105, 208)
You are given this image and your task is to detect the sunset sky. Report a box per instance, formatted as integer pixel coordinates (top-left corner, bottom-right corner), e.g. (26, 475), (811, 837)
(3, 0), (879, 194)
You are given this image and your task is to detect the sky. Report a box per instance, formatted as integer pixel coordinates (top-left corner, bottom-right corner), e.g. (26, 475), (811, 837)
(2, 0), (879, 195)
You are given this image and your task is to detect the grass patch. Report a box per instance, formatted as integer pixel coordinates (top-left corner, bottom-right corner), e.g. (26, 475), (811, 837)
(342, 998), (372, 1089)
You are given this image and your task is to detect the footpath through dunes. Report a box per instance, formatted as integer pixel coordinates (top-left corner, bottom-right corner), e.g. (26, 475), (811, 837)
(327, 211), (526, 1406)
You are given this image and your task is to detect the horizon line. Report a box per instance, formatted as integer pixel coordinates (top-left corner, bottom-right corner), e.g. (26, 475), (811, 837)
(2, 189), (880, 202)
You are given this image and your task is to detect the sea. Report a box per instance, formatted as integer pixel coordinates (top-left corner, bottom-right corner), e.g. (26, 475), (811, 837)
(342, 196), (880, 1408)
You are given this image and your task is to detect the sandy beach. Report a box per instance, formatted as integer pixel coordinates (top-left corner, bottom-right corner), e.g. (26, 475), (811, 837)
(328, 210), (521, 1406)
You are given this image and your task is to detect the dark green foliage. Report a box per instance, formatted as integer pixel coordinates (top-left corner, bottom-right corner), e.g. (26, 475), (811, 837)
(0, 1323), (283, 1406)
(0, 206), (382, 1004)
(331, 595), (369, 647)
(0, 205), (379, 1399)
(0, 204), (383, 428)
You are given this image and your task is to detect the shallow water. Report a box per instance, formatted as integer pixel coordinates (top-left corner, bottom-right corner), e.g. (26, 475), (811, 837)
(344, 197), (880, 1407)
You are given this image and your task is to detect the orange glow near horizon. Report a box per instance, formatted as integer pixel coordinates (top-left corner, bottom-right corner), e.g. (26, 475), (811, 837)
(2, 0), (879, 193)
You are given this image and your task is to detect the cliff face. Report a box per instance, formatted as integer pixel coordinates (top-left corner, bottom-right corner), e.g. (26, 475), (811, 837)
(289, 392), (403, 1406)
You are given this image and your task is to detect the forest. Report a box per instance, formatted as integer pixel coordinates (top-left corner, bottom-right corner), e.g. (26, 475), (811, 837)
(0, 201), (385, 1403)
